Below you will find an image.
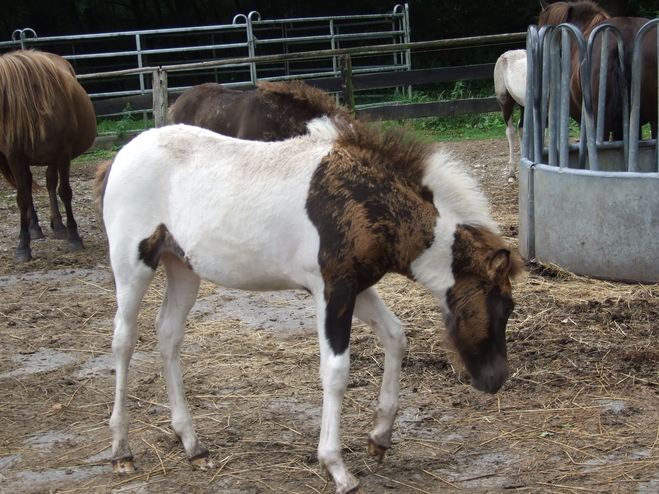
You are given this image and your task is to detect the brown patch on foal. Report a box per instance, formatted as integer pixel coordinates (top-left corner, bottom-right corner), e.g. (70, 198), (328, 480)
(138, 224), (190, 270)
(306, 123), (438, 353)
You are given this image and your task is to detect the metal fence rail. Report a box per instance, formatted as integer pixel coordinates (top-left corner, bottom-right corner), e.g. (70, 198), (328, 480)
(3, 5), (410, 104)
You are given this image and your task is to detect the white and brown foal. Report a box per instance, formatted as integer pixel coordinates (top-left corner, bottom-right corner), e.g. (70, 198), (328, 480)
(94, 116), (523, 494)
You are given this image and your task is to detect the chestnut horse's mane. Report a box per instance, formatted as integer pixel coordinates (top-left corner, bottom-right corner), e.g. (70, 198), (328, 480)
(0, 50), (75, 150)
(538, 0), (610, 36)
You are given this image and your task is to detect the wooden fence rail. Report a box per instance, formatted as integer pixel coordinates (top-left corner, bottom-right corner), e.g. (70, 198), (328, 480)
(85, 31), (526, 125)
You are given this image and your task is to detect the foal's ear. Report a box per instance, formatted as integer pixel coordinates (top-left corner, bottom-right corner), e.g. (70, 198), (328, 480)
(487, 249), (511, 281)
(540, 0), (550, 11)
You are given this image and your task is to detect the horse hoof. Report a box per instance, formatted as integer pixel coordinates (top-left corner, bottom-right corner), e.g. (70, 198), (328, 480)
(507, 176), (517, 183)
(367, 437), (388, 462)
(29, 227), (44, 240)
(189, 452), (215, 470)
(13, 249), (32, 263)
(346, 487), (365, 494)
(112, 457), (136, 474)
(53, 226), (69, 240)
(67, 239), (84, 253)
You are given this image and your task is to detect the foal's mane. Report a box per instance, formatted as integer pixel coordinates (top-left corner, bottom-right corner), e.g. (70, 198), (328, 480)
(0, 50), (74, 150)
(322, 117), (496, 230)
(257, 80), (351, 119)
(538, 0), (610, 36)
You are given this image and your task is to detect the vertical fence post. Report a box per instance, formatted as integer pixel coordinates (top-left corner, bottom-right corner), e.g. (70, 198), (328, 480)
(340, 54), (355, 112)
(152, 68), (168, 128)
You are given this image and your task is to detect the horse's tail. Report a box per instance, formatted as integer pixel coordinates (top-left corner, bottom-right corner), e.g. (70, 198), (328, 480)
(0, 155), (44, 192)
(92, 158), (114, 223)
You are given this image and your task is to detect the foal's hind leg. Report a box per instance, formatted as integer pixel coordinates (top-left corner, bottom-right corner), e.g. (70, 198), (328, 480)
(110, 262), (156, 473)
(156, 255), (212, 469)
(353, 287), (406, 461)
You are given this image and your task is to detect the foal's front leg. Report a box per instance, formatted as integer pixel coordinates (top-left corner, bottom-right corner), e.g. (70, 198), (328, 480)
(353, 287), (406, 460)
(314, 292), (361, 494)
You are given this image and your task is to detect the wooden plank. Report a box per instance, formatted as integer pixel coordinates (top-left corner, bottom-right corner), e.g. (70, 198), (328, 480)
(152, 69), (168, 128)
(340, 55), (355, 111)
(304, 63), (495, 92)
(356, 97), (501, 121)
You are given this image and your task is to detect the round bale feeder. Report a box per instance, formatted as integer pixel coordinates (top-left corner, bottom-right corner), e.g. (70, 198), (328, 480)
(518, 22), (659, 283)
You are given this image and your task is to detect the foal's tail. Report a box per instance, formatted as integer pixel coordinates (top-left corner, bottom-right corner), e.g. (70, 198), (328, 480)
(92, 158), (114, 223)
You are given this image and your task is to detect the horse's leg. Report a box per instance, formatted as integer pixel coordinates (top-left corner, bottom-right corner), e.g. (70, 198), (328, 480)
(10, 162), (36, 263)
(314, 289), (360, 494)
(56, 160), (84, 252)
(155, 255), (212, 469)
(353, 287), (406, 460)
(27, 202), (44, 240)
(45, 163), (67, 239)
(109, 260), (155, 473)
(503, 101), (517, 182)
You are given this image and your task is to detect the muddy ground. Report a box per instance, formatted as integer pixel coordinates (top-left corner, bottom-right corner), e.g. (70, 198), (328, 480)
(0, 136), (658, 494)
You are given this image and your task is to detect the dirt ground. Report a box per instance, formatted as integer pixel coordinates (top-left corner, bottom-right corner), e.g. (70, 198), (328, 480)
(0, 136), (658, 494)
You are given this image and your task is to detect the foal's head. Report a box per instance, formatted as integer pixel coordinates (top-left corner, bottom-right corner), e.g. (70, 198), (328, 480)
(444, 225), (524, 394)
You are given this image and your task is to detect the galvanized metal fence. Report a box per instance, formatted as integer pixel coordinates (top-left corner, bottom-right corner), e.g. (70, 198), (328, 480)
(519, 20), (659, 283)
(3, 5), (410, 109)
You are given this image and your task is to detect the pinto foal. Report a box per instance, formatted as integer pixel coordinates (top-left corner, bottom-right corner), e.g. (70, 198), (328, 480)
(95, 117), (523, 494)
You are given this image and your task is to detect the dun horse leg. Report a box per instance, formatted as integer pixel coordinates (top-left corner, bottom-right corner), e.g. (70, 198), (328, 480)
(504, 105), (518, 182)
(353, 287), (406, 460)
(155, 256), (212, 468)
(46, 163), (67, 239)
(27, 202), (44, 240)
(12, 164), (36, 263)
(314, 292), (360, 494)
(56, 162), (84, 252)
(109, 262), (155, 473)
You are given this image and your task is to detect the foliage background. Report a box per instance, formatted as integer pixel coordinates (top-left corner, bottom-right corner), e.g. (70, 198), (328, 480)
(2, 0), (658, 45)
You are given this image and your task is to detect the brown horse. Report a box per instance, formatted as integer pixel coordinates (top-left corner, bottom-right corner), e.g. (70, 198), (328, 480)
(538, 0), (657, 141)
(0, 50), (97, 263)
(168, 79), (351, 140)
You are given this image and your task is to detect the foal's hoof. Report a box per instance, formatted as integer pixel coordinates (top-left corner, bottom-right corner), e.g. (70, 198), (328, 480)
(13, 248), (32, 263)
(346, 487), (366, 494)
(29, 226), (44, 240)
(507, 175), (517, 183)
(112, 456), (136, 474)
(67, 238), (84, 253)
(367, 437), (388, 462)
(189, 452), (215, 470)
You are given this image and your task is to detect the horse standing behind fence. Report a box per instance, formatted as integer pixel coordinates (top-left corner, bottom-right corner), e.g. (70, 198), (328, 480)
(168, 79), (351, 140)
(93, 116), (523, 494)
(0, 49), (97, 263)
(494, 49), (527, 182)
(538, 0), (657, 141)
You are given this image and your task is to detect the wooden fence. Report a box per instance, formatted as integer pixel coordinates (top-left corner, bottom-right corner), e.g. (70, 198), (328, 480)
(81, 32), (527, 125)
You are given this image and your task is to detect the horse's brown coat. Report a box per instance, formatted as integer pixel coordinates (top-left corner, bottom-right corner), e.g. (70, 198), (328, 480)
(538, 0), (657, 140)
(0, 49), (97, 262)
(168, 80), (351, 141)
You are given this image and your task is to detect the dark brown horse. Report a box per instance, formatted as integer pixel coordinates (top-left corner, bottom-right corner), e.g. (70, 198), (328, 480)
(0, 50), (97, 263)
(168, 79), (351, 141)
(538, 0), (657, 141)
